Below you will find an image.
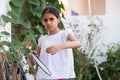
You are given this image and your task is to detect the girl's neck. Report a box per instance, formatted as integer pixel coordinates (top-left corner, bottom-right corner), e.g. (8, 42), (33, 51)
(48, 28), (60, 35)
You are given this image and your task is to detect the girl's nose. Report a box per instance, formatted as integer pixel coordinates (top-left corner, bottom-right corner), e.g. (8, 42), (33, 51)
(46, 20), (51, 25)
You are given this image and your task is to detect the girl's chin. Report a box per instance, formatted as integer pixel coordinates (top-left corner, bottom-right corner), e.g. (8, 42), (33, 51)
(48, 29), (54, 32)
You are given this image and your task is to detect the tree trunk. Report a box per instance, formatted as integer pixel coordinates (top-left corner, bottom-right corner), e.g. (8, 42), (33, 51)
(0, 56), (6, 80)
(12, 66), (17, 80)
(0, 65), (4, 80)
(17, 74), (21, 80)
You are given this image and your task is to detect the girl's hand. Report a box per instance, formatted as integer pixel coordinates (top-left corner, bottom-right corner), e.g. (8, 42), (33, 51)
(28, 51), (38, 58)
(28, 50), (38, 66)
(46, 44), (62, 55)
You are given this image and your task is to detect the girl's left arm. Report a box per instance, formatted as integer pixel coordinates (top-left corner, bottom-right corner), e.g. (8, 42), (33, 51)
(60, 33), (81, 49)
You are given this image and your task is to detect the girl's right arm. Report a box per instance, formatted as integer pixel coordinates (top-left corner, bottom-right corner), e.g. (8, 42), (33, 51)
(28, 46), (41, 67)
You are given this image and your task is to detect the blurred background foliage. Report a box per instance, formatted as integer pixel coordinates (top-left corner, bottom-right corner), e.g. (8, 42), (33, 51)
(0, 0), (64, 79)
(71, 43), (120, 80)
(1, 0), (65, 63)
(1, 0), (65, 49)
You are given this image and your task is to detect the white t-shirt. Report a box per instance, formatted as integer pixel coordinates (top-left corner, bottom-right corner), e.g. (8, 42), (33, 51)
(36, 29), (76, 79)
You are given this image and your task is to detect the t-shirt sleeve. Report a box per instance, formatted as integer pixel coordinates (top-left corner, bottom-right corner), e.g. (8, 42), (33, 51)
(64, 29), (74, 41)
(37, 36), (43, 47)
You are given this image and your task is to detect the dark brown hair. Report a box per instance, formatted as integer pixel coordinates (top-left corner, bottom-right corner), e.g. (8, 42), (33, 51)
(42, 6), (60, 18)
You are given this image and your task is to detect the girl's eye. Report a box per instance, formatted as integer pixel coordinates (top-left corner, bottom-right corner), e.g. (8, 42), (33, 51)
(49, 18), (54, 21)
(43, 19), (48, 22)
(43, 18), (55, 22)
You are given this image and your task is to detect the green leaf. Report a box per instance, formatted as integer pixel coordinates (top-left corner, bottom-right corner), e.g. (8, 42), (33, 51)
(10, 0), (25, 8)
(20, 19), (31, 29)
(59, 2), (65, 10)
(58, 22), (64, 30)
(1, 15), (11, 23)
(28, 29), (35, 39)
(1, 41), (11, 46)
(0, 43), (4, 49)
(20, 46), (30, 57)
(31, 6), (42, 18)
(9, 2), (21, 17)
(41, 0), (46, 9)
(0, 31), (10, 37)
(28, 29), (37, 49)
(28, 0), (40, 6)
(47, 0), (57, 3)
(7, 11), (20, 24)
(36, 25), (44, 34)
(32, 38), (37, 50)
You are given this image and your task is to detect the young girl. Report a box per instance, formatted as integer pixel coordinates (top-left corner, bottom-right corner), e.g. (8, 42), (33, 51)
(28, 6), (81, 80)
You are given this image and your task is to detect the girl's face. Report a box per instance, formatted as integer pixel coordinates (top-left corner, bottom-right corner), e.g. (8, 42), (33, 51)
(42, 12), (61, 32)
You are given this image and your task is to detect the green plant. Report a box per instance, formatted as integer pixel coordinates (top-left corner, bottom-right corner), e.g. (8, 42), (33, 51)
(72, 43), (120, 80)
(70, 49), (99, 80)
(1, 0), (64, 49)
(99, 43), (120, 80)
(0, 0), (65, 79)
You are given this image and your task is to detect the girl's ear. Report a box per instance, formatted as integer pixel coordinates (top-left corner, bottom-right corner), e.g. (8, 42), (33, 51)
(57, 17), (61, 23)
